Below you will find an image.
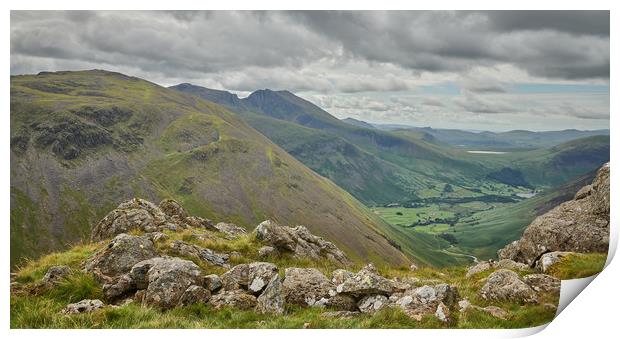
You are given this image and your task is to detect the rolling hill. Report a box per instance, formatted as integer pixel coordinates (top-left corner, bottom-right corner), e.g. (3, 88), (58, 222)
(10, 70), (415, 268)
(171, 84), (609, 205)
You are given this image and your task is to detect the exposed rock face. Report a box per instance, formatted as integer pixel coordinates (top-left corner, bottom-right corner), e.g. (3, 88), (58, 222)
(62, 299), (104, 314)
(465, 259), (528, 278)
(248, 262), (279, 294)
(393, 284), (460, 321)
(458, 298), (508, 320)
(204, 274), (222, 292)
(255, 220), (352, 266)
(336, 264), (393, 297)
(524, 274), (560, 294)
(178, 285), (211, 306)
(331, 269), (354, 285)
(42, 265), (71, 286)
(358, 294), (388, 313)
(210, 289), (257, 310)
(255, 275), (284, 314)
(498, 163), (610, 266)
(221, 264), (249, 291)
(169, 240), (229, 267)
(84, 233), (159, 279)
(214, 222), (247, 239)
(159, 199), (189, 220)
(258, 246), (278, 258)
(130, 257), (204, 309)
(535, 251), (573, 273)
(282, 267), (334, 306)
(91, 198), (169, 241)
(479, 269), (537, 303)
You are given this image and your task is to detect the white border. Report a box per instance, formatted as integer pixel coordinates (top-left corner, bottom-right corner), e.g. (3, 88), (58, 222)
(3, 2), (616, 338)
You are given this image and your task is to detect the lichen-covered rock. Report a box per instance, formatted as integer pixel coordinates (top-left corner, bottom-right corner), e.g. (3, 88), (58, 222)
(90, 198), (169, 241)
(204, 274), (222, 292)
(524, 274), (560, 294)
(84, 233), (159, 279)
(221, 264), (249, 291)
(466, 259), (529, 278)
(331, 269), (354, 285)
(62, 299), (104, 314)
(255, 275), (284, 314)
(42, 265), (71, 286)
(498, 163), (610, 265)
(214, 222), (247, 238)
(210, 289), (257, 310)
(358, 294), (388, 313)
(178, 285), (210, 306)
(254, 220), (352, 266)
(480, 269), (537, 303)
(394, 284), (459, 321)
(169, 240), (229, 267)
(336, 264), (393, 297)
(130, 257), (204, 310)
(535, 251), (573, 272)
(255, 220), (297, 251)
(325, 294), (358, 311)
(159, 199), (189, 220)
(435, 302), (450, 322)
(248, 262), (278, 294)
(257, 246), (278, 258)
(282, 267), (334, 307)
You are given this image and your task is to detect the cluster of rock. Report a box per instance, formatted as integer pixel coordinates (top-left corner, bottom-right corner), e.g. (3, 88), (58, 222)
(255, 220), (352, 266)
(39, 196), (563, 323)
(498, 163), (610, 267)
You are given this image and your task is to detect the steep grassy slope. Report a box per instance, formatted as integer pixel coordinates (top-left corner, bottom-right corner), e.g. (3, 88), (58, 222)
(453, 170), (598, 259)
(10, 70), (411, 267)
(171, 84), (609, 206)
(171, 84), (491, 205)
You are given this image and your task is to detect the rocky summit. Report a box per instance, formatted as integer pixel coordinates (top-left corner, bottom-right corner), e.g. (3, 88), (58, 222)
(10, 195), (566, 328)
(499, 163), (610, 266)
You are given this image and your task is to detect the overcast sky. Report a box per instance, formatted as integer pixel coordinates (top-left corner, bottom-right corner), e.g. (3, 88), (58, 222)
(11, 11), (609, 131)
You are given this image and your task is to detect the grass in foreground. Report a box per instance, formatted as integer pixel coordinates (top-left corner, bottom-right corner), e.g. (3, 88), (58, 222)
(10, 229), (560, 329)
(547, 252), (607, 279)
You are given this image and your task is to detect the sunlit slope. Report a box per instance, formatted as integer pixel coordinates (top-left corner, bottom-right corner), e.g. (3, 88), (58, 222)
(10, 70), (411, 267)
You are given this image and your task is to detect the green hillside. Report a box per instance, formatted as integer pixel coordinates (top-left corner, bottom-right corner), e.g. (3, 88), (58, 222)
(10, 70), (413, 268)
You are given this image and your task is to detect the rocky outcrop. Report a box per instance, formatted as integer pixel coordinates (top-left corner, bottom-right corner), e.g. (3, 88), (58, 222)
(255, 275), (284, 314)
(220, 264), (250, 291)
(214, 222), (247, 239)
(498, 163), (610, 266)
(282, 267), (334, 306)
(479, 269), (537, 303)
(248, 262), (278, 294)
(391, 284), (460, 321)
(535, 251), (573, 273)
(42, 265), (71, 286)
(255, 220), (352, 266)
(524, 274), (560, 294)
(336, 264), (393, 297)
(465, 259), (529, 278)
(62, 299), (104, 314)
(84, 233), (159, 279)
(169, 240), (229, 267)
(210, 289), (258, 310)
(131, 257), (204, 309)
(91, 199), (170, 241)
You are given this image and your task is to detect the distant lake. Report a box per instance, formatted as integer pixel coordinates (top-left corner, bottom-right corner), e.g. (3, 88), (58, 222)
(466, 150), (508, 154)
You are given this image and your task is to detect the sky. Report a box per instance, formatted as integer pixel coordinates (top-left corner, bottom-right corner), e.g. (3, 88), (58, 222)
(10, 11), (610, 132)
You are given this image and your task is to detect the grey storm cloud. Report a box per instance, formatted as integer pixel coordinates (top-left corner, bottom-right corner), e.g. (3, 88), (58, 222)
(11, 11), (609, 84)
(10, 10), (609, 131)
